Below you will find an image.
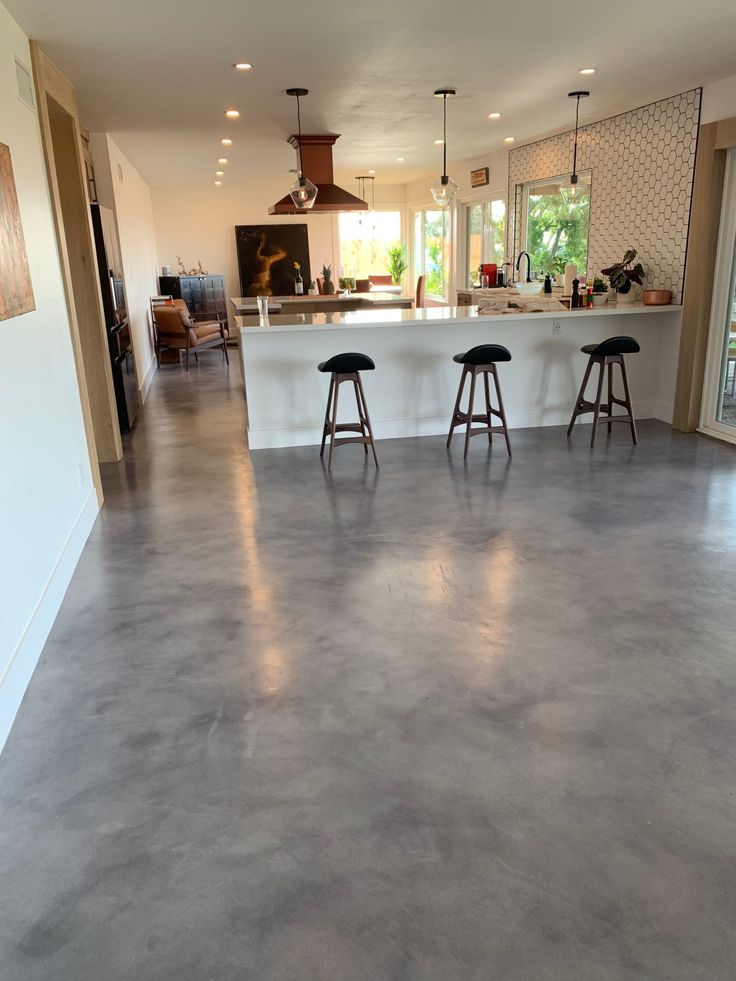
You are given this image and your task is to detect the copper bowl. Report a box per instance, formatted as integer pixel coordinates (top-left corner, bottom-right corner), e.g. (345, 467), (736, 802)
(642, 289), (672, 306)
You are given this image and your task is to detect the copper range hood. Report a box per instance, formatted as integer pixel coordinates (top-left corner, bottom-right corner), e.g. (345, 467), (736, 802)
(269, 133), (368, 215)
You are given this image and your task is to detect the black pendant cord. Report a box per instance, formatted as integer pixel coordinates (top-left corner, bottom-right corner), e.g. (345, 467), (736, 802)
(572, 93), (580, 180)
(442, 94), (448, 180)
(295, 93), (304, 179)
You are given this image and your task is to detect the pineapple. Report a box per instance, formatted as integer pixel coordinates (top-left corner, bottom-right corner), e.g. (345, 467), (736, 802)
(322, 264), (335, 295)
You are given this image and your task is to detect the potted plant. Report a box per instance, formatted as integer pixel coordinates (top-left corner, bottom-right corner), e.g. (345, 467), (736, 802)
(386, 244), (408, 287)
(591, 276), (608, 306)
(321, 264), (335, 295)
(601, 250), (644, 303)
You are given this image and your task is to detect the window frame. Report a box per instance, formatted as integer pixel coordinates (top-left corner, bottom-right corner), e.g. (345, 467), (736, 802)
(460, 195), (507, 290)
(410, 205), (452, 302)
(333, 206), (406, 287)
(518, 171), (592, 278)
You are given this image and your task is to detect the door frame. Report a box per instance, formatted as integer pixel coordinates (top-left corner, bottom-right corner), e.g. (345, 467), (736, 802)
(698, 148), (736, 443)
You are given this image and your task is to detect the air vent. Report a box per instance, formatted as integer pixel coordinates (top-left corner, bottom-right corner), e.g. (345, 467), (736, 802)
(15, 58), (35, 111)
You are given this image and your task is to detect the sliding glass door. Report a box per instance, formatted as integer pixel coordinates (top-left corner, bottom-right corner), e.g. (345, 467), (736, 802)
(701, 149), (736, 439)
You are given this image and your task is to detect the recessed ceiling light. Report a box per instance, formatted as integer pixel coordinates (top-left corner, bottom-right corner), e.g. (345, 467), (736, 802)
(396, 156), (405, 162)
(368, 169), (376, 174)
(225, 109), (240, 118)
(218, 158), (228, 164)
(233, 63), (252, 71)
(434, 139), (445, 145)
(488, 112), (502, 119)
(504, 137), (515, 143)
(579, 67), (596, 75)
(216, 171), (224, 176)
(214, 181), (222, 185)
(221, 138), (233, 146)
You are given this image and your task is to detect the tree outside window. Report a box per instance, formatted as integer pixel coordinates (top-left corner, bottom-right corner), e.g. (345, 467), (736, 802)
(523, 173), (591, 277)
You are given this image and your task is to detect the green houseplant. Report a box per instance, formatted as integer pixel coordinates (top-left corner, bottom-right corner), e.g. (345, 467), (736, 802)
(321, 264), (335, 295)
(601, 250), (644, 299)
(386, 244), (408, 286)
(591, 276), (608, 306)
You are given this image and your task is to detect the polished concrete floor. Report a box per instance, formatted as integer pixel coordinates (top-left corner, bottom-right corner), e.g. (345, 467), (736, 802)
(2, 357), (736, 980)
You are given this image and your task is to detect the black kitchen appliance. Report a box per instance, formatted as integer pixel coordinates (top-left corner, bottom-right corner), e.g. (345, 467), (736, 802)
(90, 203), (138, 433)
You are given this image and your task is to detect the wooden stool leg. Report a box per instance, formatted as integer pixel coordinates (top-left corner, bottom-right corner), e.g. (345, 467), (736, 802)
(619, 357), (638, 445)
(567, 357), (594, 437)
(463, 368), (477, 461)
(320, 374), (335, 459)
(353, 379), (368, 454)
(483, 370), (493, 444)
(327, 376), (341, 471)
(590, 359), (606, 448)
(607, 360), (614, 434)
(492, 366), (512, 457)
(447, 366), (467, 447)
(356, 373), (379, 468)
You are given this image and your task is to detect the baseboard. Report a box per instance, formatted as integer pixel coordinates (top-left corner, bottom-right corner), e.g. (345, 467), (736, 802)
(248, 400), (661, 449)
(139, 355), (157, 403)
(0, 489), (99, 754)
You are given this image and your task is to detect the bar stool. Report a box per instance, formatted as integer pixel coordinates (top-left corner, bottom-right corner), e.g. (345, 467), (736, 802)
(447, 344), (512, 460)
(567, 335), (639, 447)
(318, 353), (379, 470)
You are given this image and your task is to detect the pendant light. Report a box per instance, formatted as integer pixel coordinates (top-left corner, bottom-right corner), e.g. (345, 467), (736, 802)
(431, 88), (458, 207)
(355, 175), (376, 228)
(562, 90), (589, 201)
(286, 88), (318, 210)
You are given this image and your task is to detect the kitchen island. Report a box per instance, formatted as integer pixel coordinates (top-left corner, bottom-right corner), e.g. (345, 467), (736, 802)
(231, 291), (412, 316)
(238, 304), (682, 449)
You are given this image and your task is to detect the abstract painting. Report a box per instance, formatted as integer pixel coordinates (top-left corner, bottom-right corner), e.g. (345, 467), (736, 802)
(0, 143), (35, 322)
(235, 224), (311, 297)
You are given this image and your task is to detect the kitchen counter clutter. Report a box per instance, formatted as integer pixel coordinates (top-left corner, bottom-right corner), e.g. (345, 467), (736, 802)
(238, 304), (682, 449)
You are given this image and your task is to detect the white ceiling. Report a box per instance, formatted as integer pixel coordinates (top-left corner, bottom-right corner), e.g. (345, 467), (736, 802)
(8, 0), (736, 188)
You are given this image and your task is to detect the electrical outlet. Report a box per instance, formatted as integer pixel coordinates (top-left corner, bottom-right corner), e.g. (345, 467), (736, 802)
(552, 319), (562, 336)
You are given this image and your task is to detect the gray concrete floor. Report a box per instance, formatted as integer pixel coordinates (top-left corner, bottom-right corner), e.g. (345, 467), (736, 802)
(2, 357), (736, 980)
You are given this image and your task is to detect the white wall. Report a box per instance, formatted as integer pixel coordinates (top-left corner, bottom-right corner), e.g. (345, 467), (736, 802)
(89, 133), (158, 399)
(0, 1), (98, 752)
(701, 75), (736, 124)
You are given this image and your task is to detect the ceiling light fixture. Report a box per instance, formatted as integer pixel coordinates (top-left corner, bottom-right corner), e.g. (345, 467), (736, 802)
(221, 138), (232, 146)
(225, 109), (240, 118)
(434, 139), (445, 145)
(563, 89), (590, 200)
(214, 181), (222, 186)
(488, 112), (502, 119)
(286, 88), (318, 210)
(431, 87), (457, 207)
(504, 137), (515, 143)
(578, 67), (596, 75)
(355, 175), (375, 213)
(233, 63), (252, 71)
(216, 171), (224, 176)
(218, 158), (228, 164)
(396, 156), (405, 162)
(368, 169), (376, 174)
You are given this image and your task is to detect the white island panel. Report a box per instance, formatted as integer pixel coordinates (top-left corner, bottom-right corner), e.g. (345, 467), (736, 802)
(238, 306), (682, 449)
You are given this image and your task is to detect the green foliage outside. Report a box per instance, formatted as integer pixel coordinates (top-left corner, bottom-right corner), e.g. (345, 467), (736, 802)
(386, 244), (408, 285)
(526, 191), (590, 277)
(423, 212), (448, 296)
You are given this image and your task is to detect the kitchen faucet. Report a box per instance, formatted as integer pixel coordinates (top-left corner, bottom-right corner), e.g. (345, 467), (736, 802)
(516, 251), (532, 283)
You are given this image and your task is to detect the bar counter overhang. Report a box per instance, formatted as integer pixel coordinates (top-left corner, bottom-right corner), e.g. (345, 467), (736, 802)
(237, 305), (682, 450)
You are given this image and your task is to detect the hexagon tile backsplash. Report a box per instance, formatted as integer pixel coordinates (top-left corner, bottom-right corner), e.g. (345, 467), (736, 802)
(507, 89), (701, 302)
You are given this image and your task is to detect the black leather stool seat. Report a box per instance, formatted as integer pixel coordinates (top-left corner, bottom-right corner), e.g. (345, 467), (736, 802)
(581, 336), (640, 357)
(318, 352), (375, 373)
(453, 344), (512, 365)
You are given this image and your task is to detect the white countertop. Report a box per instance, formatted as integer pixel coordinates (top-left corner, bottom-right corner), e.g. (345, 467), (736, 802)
(238, 302), (682, 334)
(231, 291), (411, 312)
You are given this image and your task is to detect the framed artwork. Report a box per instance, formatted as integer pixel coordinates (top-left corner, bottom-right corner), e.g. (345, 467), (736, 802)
(235, 224), (311, 297)
(0, 143), (35, 322)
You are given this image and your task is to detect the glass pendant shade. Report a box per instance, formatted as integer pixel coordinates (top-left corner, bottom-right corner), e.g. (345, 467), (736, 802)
(289, 173), (318, 209)
(431, 174), (458, 207)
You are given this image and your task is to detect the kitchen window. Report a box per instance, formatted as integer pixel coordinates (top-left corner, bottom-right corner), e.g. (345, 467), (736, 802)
(338, 210), (402, 280)
(464, 199), (505, 288)
(413, 208), (450, 301)
(519, 172), (591, 279)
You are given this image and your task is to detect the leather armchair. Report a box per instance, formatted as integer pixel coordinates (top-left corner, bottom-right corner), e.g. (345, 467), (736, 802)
(153, 299), (229, 370)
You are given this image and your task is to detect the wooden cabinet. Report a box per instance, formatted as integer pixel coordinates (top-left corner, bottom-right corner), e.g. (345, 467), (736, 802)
(159, 275), (225, 317)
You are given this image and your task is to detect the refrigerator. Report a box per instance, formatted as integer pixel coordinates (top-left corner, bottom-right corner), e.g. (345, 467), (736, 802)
(90, 203), (138, 433)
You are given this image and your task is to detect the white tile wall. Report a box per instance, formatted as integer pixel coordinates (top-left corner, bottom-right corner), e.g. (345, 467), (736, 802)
(508, 89), (701, 301)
